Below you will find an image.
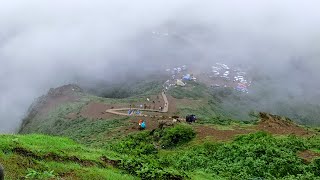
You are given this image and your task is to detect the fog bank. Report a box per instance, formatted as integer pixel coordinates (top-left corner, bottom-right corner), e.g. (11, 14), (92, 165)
(1, 0), (320, 132)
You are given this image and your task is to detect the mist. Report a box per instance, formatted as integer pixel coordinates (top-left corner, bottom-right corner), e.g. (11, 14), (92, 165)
(1, 0), (320, 133)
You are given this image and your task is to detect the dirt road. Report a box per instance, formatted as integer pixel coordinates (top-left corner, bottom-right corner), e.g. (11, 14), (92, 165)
(106, 90), (169, 116)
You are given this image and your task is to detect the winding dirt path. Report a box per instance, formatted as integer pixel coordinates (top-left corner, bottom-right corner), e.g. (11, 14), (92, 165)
(161, 91), (169, 112)
(106, 91), (169, 117)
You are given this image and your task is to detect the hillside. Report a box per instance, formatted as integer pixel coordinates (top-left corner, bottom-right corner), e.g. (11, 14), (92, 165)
(12, 80), (320, 179)
(3, 126), (320, 179)
(0, 134), (136, 180)
(2, 1), (320, 180)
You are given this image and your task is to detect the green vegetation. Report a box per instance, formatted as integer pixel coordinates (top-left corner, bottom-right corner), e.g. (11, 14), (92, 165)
(20, 100), (88, 134)
(154, 124), (196, 149)
(108, 125), (196, 179)
(6, 119), (320, 179)
(25, 169), (55, 179)
(169, 82), (232, 124)
(20, 80), (165, 148)
(14, 80), (320, 179)
(110, 131), (320, 179)
(51, 116), (128, 146)
(0, 134), (136, 180)
(19, 97), (131, 146)
(208, 82), (320, 126)
(168, 82), (255, 125)
(98, 80), (163, 99)
(273, 101), (320, 126)
(110, 124), (195, 155)
(169, 80), (320, 126)
(169, 81), (208, 100)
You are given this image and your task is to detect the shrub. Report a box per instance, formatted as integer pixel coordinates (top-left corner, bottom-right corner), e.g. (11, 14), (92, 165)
(111, 126), (195, 179)
(118, 155), (185, 180)
(154, 124), (196, 149)
(111, 130), (320, 179)
(165, 132), (319, 179)
(110, 131), (157, 155)
(25, 169), (55, 179)
(311, 158), (320, 176)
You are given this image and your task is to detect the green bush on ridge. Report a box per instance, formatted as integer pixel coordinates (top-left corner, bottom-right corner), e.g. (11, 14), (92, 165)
(110, 131), (320, 179)
(109, 125), (196, 179)
(3, 127), (320, 179)
(154, 124), (196, 149)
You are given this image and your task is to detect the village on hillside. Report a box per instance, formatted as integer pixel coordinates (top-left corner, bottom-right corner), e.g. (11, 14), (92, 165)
(162, 62), (252, 93)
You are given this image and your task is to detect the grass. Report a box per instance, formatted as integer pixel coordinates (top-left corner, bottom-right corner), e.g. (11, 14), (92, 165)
(169, 81), (208, 100)
(0, 134), (137, 180)
(20, 100), (88, 134)
(5, 125), (320, 179)
(20, 95), (133, 147)
(168, 82), (255, 125)
(106, 129), (320, 179)
(190, 171), (224, 180)
(15, 79), (320, 179)
(20, 80), (165, 147)
(86, 94), (145, 105)
(52, 117), (129, 146)
(98, 80), (164, 99)
(167, 132), (320, 179)
(20, 79), (255, 146)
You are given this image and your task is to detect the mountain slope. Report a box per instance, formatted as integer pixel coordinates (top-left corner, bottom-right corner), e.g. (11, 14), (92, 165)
(15, 82), (320, 179)
(0, 134), (136, 180)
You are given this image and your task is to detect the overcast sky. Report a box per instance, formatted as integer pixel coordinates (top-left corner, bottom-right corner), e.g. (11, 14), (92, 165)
(1, 0), (320, 132)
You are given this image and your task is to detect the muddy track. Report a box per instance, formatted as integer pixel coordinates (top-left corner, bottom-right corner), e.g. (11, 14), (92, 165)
(106, 91), (171, 117)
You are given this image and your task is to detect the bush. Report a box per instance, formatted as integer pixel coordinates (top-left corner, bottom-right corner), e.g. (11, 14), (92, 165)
(154, 124), (196, 149)
(110, 125), (195, 179)
(169, 82), (207, 100)
(110, 131), (157, 155)
(110, 130), (320, 179)
(311, 158), (320, 176)
(164, 132), (320, 179)
(118, 156), (185, 180)
(111, 125), (196, 155)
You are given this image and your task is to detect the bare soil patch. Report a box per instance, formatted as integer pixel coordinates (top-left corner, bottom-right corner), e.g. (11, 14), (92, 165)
(117, 116), (177, 135)
(124, 94), (165, 111)
(41, 96), (78, 115)
(147, 94), (165, 111)
(166, 95), (177, 115)
(66, 112), (78, 120)
(128, 117), (163, 131)
(80, 102), (119, 119)
(255, 112), (312, 136)
(298, 150), (320, 163)
(195, 125), (253, 141)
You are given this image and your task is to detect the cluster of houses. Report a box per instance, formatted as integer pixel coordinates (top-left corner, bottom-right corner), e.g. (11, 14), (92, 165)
(163, 65), (196, 89)
(161, 62), (251, 94)
(210, 63), (251, 93)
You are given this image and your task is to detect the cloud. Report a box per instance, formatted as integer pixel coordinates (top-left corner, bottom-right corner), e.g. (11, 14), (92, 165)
(1, 0), (320, 132)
